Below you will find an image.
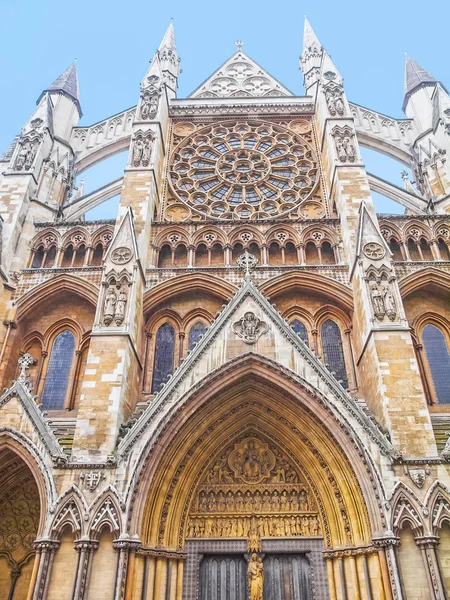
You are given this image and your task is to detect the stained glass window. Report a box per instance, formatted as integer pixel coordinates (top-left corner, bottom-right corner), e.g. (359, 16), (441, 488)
(151, 323), (175, 393)
(321, 319), (348, 389)
(41, 330), (76, 410)
(188, 322), (207, 351)
(291, 319), (309, 346)
(423, 324), (450, 404)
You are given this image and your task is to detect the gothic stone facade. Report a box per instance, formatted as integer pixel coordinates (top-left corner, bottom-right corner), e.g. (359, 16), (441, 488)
(1, 20), (450, 600)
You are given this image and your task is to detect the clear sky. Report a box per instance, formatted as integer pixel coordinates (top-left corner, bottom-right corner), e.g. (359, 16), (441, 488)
(1, 0), (449, 217)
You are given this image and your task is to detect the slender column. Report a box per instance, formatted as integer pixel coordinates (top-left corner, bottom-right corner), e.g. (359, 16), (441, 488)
(338, 558), (347, 600)
(26, 552), (40, 600)
(84, 246), (93, 266)
(361, 554), (373, 600)
(8, 566), (21, 600)
(176, 560), (183, 600)
(261, 244), (268, 266)
(113, 540), (141, 600)
(73, 540), (99, 600)
(143, 332), (152, 392)
(400, 241), (410, 261)
(346, 555), (361, 600)
(40, 542), (59, 600)
(325, 557), (338, 600)
(55, 246), (63, 266)
(345, 328), (358, 391)
(224, 245), (231, 267)
(188, 245), (194, 267)
(430, 239), (441, 260)
(153, 557), (168, 600)
(415, 536), (446, 600)
(281, 246), (286, 265)
(32, 540), (60, 600)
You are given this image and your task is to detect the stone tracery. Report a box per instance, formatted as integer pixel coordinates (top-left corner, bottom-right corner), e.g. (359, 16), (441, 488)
(169, 120), (321, 220)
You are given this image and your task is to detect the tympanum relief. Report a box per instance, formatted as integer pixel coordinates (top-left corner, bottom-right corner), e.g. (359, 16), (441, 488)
(187, 436), (322, 540)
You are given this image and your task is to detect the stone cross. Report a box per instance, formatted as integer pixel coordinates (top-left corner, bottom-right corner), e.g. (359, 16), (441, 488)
(17, 353), (36, 392)
(235, 40), (244, 52)
(237, 250), (258, 278)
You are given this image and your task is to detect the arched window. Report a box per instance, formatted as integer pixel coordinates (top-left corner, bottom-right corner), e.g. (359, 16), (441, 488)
(248, 242), (261, 263)
(422, 324), (450, 404)
(320, 241), (336, 265)
(195, 243), (208, 267)
(305, 241), (319, 265)
(91, 243), (104, 266)
(269, 242), (282, 266)
(31, 246), (45, 268)
(61, 244), (74, 267)
(45, 245), (57, 267)
(438, 238), (450, 260)
(420, 238), (433, 261)
(73, 244), (86, 267)
(210, 243), (224, 266)
(41, 330), (76, 410)
(321, 319), (348, 389)
(285, 242), (297, 265)
(188, 321), (207, 351)
(151, 323), (175, 393)
(158, 244), (172, 268)
(389, 239), (403, 261)
(408, 238), (421, 261)
(290, 319), (309, 346)
(174, 244), (188, 267)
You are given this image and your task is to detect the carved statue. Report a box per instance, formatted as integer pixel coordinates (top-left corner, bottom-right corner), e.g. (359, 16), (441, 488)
(232, 312), (268, 344)
(103, 287), (117, 326)
(343, 137), (356, 162)
(370, 282), (385, 320)
(142, 138), (153, 167)
(248, 554), (264, 600)
(15, 141), (37, 171)
(335, 136), (347, 162)
(382, 284), (397, 321)
(335, 95), (344, 116)
(325, 90), (336, 116)
(132, 139), (143, 167)
(114, 288), (127, 326)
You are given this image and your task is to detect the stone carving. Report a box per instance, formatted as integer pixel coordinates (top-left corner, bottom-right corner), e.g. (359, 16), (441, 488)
(237, 250), (258, 276)
(382, 283), (397, 321)
(369, 282), (385, 321)
(140, 76), (161, 120)
(103, 286), (117, 326)
(132, 131), (154, 168)
(324, 86), (345, 117)
(80, 471), (106, 491)
(407, 468), (430, 489)
(111, 247), (132, 265)
(229, 438), (276, 484)
(15, 138), (39, 171)
(332, 126), (357, 163)
(114, 288), (127, 326)
(187, 435), (321, 541)
(233, 312), (268, 344)
(363, 242), (385, 260)
(16, 353), (36, 393)
(248, 553), (264, 600)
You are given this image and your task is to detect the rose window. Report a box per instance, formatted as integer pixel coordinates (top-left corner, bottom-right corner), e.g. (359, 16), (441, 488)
(169, 121), (320, 220)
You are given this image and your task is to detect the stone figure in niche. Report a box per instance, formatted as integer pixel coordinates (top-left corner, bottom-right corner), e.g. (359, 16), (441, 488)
(248, 554), (264, 600)
(140, 91), (159, 120)
(142, 138), (152, 167)
(132, 139), (143, 167)
(15, 140), (37, 171)
(103, 286), (117, 326)
(382, 284), (397, 321)
(335, 94), (344, 116)
(343, 137), (356, 162)
(370, 281), (385, 320)
(325, 89), (337, 116)
(335, 136), (347, 162)
(114, 288), (127, 326)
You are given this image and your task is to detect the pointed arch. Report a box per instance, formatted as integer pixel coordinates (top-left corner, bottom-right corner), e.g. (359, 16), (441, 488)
(16, 275), (99, 321)
(425, 481), (450, 534)
(389, 482), (425, 536)
(50, 493), (84, 539)
(399, 267), (450, 298)
(125, 354), (387, 549)
(88, 486), (123, 539)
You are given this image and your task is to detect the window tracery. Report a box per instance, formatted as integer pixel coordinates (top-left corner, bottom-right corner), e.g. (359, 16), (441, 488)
(422, 324), (450, 405)
(169, 121), (321, 221)
(41, 330), (76, 410)
(320, 319), (348, 389)
(151, 323), (175, 393)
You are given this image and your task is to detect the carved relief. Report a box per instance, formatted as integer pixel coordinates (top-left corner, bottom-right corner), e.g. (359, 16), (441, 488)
(233, 312), (268, 344)
(367, 276), (398, 322)
(407, 468), (430, 489)
(331, 126), (357, 163)
(248, 553), (264, 600)
(80, 471), (106, 491)
(132, 131), (154, 168)
(187, 435), (321, 540)
(111, 247), (132, 265)
(324, 84), (345, 117)
(363, 242), (385, 260)
(16, 353), (36, 393)
(103, 285), (117, 326)
(14, 137), (39, 171)
(139, 75), (162, 121)
(102, 275), (130, 328)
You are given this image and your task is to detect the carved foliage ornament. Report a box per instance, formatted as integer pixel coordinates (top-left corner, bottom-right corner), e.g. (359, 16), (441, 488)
(233, 311), (268, 344)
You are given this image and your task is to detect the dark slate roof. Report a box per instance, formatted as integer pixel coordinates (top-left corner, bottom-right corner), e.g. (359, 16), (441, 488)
(403, 56), (437, 109)
(39, 61), (82, 117)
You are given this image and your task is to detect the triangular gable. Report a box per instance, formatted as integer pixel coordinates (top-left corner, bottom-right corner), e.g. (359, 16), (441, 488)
(104, 207), (140, 265)
(189, 50), (294, 99)
(0, 381), (66, 460)
(355, 202), (392, 261)
(119, 276), (392, 456)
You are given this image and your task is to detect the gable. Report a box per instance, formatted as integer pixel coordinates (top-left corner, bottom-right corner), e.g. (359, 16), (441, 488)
(189, 50), (294, 99)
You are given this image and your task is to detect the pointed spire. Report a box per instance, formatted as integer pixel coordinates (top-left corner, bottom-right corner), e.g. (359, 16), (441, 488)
(302, 17), (321, 54)
(403, 55), (437, 109)
(159, 21), (176, 52)
(39, 61), (82, 117)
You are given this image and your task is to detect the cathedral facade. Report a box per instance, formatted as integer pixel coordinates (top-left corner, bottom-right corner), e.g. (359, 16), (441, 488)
(1, 19), (450, 600)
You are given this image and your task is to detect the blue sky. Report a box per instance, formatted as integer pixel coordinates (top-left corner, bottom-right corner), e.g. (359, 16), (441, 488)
(1, 0), (448, 217)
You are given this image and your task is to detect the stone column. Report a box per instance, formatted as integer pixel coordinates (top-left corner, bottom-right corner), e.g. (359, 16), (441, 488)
(32, 540), (60, 600)
(113, 539), (141, 600)
(72, 539), (98, 600)
(415, 536), (446, 600)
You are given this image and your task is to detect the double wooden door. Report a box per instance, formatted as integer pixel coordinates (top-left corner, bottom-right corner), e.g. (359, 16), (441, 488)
(199, 554), (311, 600)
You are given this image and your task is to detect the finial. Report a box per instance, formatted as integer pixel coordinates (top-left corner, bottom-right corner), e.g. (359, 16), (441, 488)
(235, 40), (244, 52)
(236, 250), (258, 280)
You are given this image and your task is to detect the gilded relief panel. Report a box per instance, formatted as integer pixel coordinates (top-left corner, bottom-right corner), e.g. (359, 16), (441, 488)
(187, 435), (322, 540)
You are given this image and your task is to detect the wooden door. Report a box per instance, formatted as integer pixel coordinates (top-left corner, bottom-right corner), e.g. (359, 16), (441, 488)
(263, 554), (311, 600)
(200, 555), (247, 600)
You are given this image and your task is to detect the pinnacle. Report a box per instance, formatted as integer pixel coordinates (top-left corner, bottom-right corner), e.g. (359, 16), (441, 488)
(159, 21), (176, 51)
(41, 61), (82, 116)
(403, 55), (436, 100)
(302, 17), (321, 53)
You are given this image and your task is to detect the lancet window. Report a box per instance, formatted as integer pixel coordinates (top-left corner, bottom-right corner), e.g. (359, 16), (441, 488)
(321, 319), (348, 389)
(188, 322), (207, 351)
(422, 324), (450, 405)
(290, 320), (309, 347)
(41, 330), (76, 410)
(151, 323), (176, 393)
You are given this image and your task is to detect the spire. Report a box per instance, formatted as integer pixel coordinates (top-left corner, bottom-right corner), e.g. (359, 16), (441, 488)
(39, 61), (82, 117)
(403, 55), (437, 110)
(159, 21), (176, 52)
(302, 17), (321, 54)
